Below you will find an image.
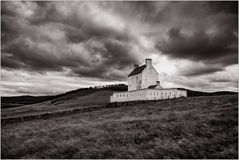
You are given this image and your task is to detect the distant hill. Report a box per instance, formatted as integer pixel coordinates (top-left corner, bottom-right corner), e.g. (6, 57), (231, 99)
(1, 95), (54, 109)
(177, 88), (238, 97)
(1, 84), (128, 110)
(1, 84), (237, 109)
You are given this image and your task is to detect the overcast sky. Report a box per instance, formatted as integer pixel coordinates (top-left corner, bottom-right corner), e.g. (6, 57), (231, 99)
(1, 1), (238, 96)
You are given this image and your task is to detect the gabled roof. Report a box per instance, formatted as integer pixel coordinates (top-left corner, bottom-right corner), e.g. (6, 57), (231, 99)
(128, 65), (146, 77)
(148, 85), (157, 89)
(148, 84), (163, 89)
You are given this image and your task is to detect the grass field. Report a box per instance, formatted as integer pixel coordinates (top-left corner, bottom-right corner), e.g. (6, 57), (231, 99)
(1, 95), (238, 159)
(1, 90), (113, 119)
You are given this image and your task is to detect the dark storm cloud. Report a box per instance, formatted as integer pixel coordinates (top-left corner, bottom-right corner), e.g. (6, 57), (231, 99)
(157, 27), (237, 66)
(27, 1), (134, 43)
(179, 64), (224, 77)
(156, 1), (238, 68)
(209, 78), (235, 83)
(208, 1), (238, 15)
(71, 39), (138, 80)
(1, 1), (140, 80)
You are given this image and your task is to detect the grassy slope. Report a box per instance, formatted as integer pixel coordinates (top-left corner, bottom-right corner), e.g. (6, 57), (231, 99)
(177, 88), (238, 97)
(2, 87), (238, 119)
(1, 90), (113, 119)
(1, 96), (53, 109)
(1, 95), (238, 159)
(2, 84), (237, 110)
(1, 84), (128, 109)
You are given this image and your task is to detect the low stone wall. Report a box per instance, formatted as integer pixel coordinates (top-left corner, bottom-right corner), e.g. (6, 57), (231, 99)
(110, 88), (187, 102)
(1, 105), (109, 125)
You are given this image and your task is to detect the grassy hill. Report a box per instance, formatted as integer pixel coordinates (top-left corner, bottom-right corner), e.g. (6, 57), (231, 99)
(1, 84), (237, 110)
(1, 84), (127, 118)
(1, 84), (127, 109)
(1, 95), (53, 109)
(1, 90), (114, 119)
(177, 88), (238, 97)
(1, 94), (238, 159)
(1, 85), (238, 119)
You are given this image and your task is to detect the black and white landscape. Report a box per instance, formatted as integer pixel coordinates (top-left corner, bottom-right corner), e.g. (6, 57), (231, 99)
(1, 1), (238, 159)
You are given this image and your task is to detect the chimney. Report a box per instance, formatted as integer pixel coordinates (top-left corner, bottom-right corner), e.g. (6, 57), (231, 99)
(145, 58), (152, 66)
(133, 64), (139, 69)
(156, 81), (160, 85)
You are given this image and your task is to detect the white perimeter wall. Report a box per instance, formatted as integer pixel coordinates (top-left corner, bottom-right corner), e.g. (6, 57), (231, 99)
(110, 89), (187, 103)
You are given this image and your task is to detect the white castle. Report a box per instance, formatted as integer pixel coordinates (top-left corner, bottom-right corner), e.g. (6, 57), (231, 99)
(110, 58), (187, 102)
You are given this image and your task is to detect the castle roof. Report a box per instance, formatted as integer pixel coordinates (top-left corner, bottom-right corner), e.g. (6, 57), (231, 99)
(148, 85), (157, 89)
(128, 65), (146, 77)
